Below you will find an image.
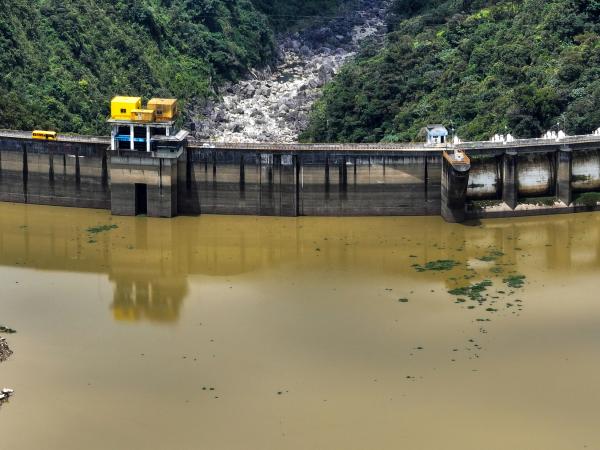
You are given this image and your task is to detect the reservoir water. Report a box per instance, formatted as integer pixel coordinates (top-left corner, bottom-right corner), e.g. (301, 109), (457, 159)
(0, 203), (599, 449)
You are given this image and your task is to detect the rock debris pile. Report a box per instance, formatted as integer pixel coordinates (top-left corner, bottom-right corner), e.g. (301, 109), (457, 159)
(194, 0), (388, 143)
(0, 387), (15, 406)
(0, 337), (11, 363)
(1, 336), (15, 408)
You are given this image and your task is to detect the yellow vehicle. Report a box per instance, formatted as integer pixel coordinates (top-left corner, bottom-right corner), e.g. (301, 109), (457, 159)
(32, 130), (58, 141)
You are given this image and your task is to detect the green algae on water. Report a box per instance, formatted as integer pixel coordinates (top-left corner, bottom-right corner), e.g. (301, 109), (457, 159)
(503, 274), (526, 289)
(87, 224), (118, 234)
(478, 250), (505, 262)
(448, 280), (493, 302)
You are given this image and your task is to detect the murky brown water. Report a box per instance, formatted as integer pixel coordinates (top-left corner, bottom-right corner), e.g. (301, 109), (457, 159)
(0, 203), (599, 449)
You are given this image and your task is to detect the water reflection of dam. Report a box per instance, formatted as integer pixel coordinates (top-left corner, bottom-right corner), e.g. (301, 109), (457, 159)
(111, 275), (188, 322)
(0, 204), (599, 323)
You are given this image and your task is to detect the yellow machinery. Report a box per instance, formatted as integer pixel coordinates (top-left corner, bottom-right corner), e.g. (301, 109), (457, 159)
(32, 130), (57, 141)
(147, 98), (178, 122)
(111, 96), (142, 120)
(110, 96), (177, 122)
(131, 109), (156, 122)
(108, 95), (185, 153)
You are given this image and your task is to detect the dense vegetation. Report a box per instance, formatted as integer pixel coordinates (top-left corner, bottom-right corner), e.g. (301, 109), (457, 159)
(0, 0), (342, 134)
(301, 0), (600, 142)
(252, 0), (348, 31)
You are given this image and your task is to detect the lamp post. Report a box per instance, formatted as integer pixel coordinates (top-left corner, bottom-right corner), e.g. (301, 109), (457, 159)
(561, 114), (567, 134)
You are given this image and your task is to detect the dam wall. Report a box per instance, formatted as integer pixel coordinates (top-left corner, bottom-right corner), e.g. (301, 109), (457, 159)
(464, 148), (600, 203)
(0, 137), (109, 208)
(179, 148), (442, 216)
(463, 143), (600, 219)
(2, 133), (600, 221)
(0, 136), (443, 217)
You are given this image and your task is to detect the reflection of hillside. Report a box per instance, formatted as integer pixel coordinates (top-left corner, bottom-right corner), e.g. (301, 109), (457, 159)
(1, 204), (600, 323)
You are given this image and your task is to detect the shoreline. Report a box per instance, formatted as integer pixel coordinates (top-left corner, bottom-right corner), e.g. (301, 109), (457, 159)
(1, 336), (14, 406)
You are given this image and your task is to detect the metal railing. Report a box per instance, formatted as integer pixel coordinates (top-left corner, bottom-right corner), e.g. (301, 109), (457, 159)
(0, 129), (110, 145)
(3, 129), (600, 153)
(185, 140), (440, 152)
(458, 134), (600, 150)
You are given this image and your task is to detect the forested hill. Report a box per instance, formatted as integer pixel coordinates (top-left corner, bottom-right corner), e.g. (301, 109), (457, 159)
(252, 0), (349, 30)
(0, 0), (343, 134)
(301, 0), (600, 142)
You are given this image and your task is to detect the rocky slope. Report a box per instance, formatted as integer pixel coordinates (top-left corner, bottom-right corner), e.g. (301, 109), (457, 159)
(193, 0), (388, 143)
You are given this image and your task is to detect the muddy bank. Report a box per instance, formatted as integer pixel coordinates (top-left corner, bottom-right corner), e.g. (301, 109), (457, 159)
(193, 0), (388, 143)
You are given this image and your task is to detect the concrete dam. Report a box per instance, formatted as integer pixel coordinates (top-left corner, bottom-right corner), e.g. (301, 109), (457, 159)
(1, 130), (600, 222)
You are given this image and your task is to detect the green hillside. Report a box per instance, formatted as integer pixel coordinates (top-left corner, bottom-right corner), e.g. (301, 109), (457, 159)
(252, 0), (348, 30)
(0, 0), (342, 134)
(301, 0), (600, 142)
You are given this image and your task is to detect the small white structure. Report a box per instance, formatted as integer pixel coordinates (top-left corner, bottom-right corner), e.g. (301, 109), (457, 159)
(423, 125), (449, 145)
(490, 133), (515, 144)
(453, 148), (466, 161)
(543, 130), (558, 140)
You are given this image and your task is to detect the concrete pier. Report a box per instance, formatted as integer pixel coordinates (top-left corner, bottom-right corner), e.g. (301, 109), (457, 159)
(556, 146), (573, 205)
(441, 151), (471, 223)
(110, 150), (181, 217)
(502, 150), (518, 209)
